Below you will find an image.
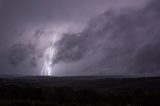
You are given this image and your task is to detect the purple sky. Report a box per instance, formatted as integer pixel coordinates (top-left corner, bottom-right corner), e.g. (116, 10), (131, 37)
(1, 0), (160, 76)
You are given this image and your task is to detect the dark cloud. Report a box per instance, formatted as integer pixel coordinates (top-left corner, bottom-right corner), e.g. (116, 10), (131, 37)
(1, 0), (158, 76)
(55, 33), (87, 63)
(54, 0), (160, 75)
(8, 43), (36, 66)
(30, 57), (37, 68)
(130, 41), (160, 74)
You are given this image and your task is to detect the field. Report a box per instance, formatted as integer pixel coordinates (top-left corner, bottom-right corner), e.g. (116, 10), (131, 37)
(0, 76), (160, 106)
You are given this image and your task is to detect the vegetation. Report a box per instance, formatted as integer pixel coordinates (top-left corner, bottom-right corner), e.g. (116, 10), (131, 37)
(0, 76), (160, 105)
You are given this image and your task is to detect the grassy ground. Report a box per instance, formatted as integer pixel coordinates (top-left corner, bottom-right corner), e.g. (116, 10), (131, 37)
(0, 76), (160, 105)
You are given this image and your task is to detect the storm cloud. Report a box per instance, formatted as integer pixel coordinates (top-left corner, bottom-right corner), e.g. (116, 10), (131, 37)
(8, 43), (36, 66)
(54, 0), (160, 76)
(1, 0), (160, 76)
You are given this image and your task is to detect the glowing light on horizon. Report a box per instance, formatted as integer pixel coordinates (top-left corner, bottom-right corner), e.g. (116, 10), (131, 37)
(41, 33), (57, 76)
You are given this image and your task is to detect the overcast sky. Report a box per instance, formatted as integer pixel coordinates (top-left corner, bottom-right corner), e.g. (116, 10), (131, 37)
(1, 0), (160, 76)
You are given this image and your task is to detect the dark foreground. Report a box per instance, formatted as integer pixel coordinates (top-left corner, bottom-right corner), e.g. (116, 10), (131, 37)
(0, 76), (160, 106)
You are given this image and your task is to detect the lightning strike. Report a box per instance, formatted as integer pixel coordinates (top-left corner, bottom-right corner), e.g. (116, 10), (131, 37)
(41, 33), (57, 76)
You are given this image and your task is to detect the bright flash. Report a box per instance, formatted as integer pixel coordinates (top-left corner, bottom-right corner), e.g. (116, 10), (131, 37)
(41, 34), (57, 76)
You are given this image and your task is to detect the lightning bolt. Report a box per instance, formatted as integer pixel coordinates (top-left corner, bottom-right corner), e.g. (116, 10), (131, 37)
(41, 33), (57, 76)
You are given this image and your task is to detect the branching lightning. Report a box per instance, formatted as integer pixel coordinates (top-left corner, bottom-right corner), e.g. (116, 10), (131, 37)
(41, 34), (57, 76)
